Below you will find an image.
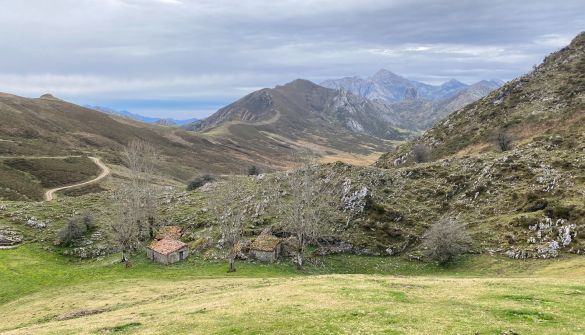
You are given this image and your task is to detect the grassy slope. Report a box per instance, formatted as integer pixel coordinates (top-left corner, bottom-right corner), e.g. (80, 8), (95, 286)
(1, 245), (585, 334)
(0, 157), (100, 201)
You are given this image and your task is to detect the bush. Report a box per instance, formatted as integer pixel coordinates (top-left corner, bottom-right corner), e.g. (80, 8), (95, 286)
(187, 174), (215, 191)
(247, 165), (260, 176)
(56, 212), (94, 246)
(412, 144), (431, 163)
(422, 219), (472, 264)
(493, 128), (514, 152)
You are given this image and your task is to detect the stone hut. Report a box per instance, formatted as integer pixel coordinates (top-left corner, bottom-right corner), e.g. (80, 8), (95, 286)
(146, 238), (189, 264)
(249, 234), (282, 262)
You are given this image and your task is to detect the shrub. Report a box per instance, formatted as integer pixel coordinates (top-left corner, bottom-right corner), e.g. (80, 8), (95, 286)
(56, 212), (95, 246)
(247, 165), (260, 176)
(422, 219), (472, 264)
(493, 128), (514, 152)
(412, 144), (431, 163)
(187, 174), (215, 191)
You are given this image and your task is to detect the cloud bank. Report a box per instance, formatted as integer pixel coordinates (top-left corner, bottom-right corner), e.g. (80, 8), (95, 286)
(0, 0), (582, 118)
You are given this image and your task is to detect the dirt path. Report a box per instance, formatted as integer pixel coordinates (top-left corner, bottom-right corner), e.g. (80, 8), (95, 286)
(44, 157), (110, 201)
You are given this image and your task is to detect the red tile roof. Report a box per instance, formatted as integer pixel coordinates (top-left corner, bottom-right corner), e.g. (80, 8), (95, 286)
(149, 238), (187, 255)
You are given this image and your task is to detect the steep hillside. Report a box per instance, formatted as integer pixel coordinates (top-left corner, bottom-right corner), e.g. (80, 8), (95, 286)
(323, 32), (585, 259)
(377, 32), (585, 166)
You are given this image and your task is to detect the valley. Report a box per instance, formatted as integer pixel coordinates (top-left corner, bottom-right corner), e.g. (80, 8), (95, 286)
(0, 2), (583, 332)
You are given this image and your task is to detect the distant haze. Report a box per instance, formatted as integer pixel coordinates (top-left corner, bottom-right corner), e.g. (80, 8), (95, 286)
(0, 0), (582, 119)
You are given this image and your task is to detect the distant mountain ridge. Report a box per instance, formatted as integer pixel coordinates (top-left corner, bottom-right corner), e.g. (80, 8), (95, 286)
(321, 69), (502, 102)
(85, 105), (199, 126)
(321, 70), (503, 129)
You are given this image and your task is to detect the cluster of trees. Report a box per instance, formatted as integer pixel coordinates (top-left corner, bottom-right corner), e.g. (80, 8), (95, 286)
(208, 155), (342, 271)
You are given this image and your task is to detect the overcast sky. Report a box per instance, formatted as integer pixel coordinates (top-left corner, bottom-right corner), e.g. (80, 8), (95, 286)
(0, 0), (583, 118)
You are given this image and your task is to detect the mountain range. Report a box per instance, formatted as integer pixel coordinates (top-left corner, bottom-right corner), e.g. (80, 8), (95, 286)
(321, 70), (503, 130)
(187, 79), (413, 140)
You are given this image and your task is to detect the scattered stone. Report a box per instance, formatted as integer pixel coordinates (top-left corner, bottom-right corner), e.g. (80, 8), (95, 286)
(26, 217), (46, 229)
(0, 229), (23, 246)
(62, 244), (110, 259)
(508, 216), (578, 259)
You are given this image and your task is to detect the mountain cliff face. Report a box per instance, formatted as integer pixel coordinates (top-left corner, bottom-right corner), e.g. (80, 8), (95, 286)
(321, 70), (502, 130)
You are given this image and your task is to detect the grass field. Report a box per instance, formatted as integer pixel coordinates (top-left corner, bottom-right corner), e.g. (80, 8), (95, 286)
(1, 245), (585, 334)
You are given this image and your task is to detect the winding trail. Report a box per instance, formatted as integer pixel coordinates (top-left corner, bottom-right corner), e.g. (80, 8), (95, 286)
(44, 157), (110, 201)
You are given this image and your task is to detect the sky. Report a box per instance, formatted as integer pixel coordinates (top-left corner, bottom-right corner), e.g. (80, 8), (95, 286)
(0, 0), (583, 119)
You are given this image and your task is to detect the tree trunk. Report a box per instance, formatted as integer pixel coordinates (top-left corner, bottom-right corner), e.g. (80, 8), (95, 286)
(122, 251), (132, 268)
(227, 254), (236, 273)
(295, 234), (305, 270)
(148, 216), (155, 239)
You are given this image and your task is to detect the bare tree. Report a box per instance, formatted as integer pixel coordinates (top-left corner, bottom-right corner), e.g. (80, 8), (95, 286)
(422, 219), (472, 264)
(107, 139), (159, 267)
(208, 178), (247, 272)
(412, 144), (431, 163)
(275, 156), (338, 269)
(494, 128), (513, 152)
(108, 187), (143, 267)
(123, 139), (159, 239)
